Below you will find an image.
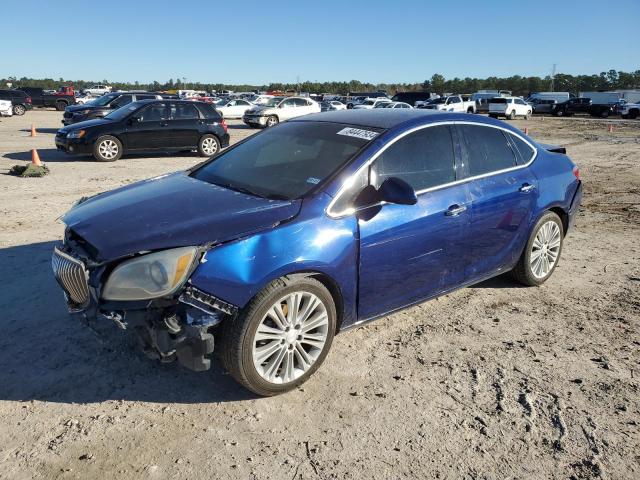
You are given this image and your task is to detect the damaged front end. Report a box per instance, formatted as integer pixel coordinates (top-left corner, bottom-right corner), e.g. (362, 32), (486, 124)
(52, 229), (238, 372)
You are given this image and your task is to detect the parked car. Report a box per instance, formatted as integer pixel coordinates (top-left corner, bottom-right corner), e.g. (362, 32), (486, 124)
(82, 85), (112, 96)
(553, 98), (614, 118)
(52, 109), (582, 395)
(55, 99), (229, 162)
(419, 95), (475, 113)
(320, 100), (347, 111)
(0, 99), (13, 117)
(472, 91), (511, 113)
(216, 99), (254, 119)
(243, 96), (320, 128)
(353, 98), (392, 109)
(62, 91), (162, 125)
(489, 97), (532, 119)
(17, 87), (76, 111)
(527, 98), (558, 114)
(0, 89), (32, 115)
(390, 91), (433, 107)
(75, 94), (96, 105)
(619, 101), (640, 119)
(376, 101), (413, 109)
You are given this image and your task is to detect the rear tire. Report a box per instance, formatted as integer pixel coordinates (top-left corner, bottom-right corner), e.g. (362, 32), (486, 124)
(93, 135), (122, 162)
(628, 109), (639, 119)
(555, 109), (564, 117)
(13, 104), (26, 116)
(55, 101), (67, 111)
(599, 110), (609, 118)
(220, 276), (336, 396)
(511, 211), (564, 286)
(197, 134), (220, 157)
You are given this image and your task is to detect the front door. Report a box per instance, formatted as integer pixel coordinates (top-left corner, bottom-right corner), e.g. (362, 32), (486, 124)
(357, 124), (471, 320)
(126, 102), (172, 150)
(456, 123), (538, 280)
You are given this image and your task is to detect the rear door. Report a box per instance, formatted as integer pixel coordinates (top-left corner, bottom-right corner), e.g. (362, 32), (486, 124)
(167, 102), (201, 147)
(456, 123), (538, 280)
(357, 124), (472, 319)
(125, 102), (172, 149)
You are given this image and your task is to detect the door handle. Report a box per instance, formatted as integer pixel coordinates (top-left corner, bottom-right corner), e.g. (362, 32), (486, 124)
(445, 204), (467, 216)
(519, 183), (536, 193)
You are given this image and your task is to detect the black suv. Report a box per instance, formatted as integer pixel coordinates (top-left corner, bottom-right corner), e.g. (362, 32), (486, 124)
(55, 100), (230, 162)
(62, 91), (161, 125)
(0, 89), (33, 115)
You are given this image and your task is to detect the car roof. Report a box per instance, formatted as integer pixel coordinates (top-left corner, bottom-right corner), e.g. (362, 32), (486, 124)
(291, 109), (524, 134)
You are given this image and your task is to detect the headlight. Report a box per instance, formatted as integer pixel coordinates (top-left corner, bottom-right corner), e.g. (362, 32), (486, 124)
(67, 130), (86, 139)
(102, 246), (198, 301)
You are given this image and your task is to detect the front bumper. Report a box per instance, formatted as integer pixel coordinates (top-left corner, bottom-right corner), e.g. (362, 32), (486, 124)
(243, 115), (267, 127)
(55, 135), (94, 155)
(51, 244), (233, 372)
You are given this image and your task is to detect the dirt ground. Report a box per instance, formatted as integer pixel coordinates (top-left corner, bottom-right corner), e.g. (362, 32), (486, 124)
(0, 110), (638, 480)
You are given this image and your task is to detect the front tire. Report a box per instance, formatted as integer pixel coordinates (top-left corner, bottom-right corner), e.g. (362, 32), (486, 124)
(55, 101), (68, 111)
(524, 110), (531, 120)
(220, 276), (336, 396)
(508, 110), (516, 120)
(93, 135), (122, 162)
(511, 211), (564, 286)
(197, 134), (220, 157)
(265, 115), (278, 128)
(13, 104), (26, 116)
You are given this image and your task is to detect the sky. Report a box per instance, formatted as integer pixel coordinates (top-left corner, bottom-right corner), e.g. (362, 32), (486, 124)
(2, 0), (638, 85)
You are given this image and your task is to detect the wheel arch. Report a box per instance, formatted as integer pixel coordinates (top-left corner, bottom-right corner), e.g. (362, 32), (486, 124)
(548, 206), (569, 236)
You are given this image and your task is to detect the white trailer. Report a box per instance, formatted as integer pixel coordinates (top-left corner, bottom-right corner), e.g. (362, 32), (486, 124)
(579, 91), (622, 105)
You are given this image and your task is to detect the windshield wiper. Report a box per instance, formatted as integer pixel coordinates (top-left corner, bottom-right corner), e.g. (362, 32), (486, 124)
(214, 182), (291, 201)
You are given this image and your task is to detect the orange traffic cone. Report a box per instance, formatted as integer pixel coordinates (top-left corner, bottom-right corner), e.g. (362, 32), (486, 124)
(31, 149), (42, 166)
(30, 124), (36, 137)
(524, 127), (529, 135)
(608, 124), (614, 133)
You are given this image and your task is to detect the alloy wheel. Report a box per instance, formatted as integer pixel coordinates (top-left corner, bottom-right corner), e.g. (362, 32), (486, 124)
(201, 137), (218, 155)
(98, 140), (119, 160)
(530, 220), (561, 279)
(252, 291), (329, 384)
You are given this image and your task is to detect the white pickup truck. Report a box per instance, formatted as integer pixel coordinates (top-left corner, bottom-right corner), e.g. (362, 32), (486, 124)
(619, 102), (640, 119)
(418, 95), (476, 113)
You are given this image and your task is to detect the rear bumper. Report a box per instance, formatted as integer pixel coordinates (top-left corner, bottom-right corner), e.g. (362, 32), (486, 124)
(568, 181), (582, 232)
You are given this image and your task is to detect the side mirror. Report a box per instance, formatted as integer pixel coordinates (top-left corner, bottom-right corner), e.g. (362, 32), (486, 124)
(377, 177), (417, 205)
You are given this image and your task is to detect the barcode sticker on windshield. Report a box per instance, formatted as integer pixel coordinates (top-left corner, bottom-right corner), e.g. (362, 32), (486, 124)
(337, 127), (379, 141)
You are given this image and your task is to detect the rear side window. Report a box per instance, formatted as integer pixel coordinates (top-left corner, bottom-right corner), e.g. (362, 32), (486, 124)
(111, 95), (133, 108)
(459, 125), (517, 176)
(371, 125), (456, 191)
(172, 103), (199, 119)
(195, 103), (220, 119)
(507, 133), (535, 164)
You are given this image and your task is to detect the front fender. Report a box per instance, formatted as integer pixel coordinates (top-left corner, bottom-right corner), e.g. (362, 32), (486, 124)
(188, 195), (359, 327)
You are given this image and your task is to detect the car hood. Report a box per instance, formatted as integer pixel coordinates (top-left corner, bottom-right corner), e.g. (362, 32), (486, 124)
(63, 172), (302, 262)
(245, 105), (275, 115)
(58, 117), (113, 133)
(66, 104), (108, 113)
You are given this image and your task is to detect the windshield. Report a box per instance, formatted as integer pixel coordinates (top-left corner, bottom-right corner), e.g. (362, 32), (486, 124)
(191, 122), (381, 200)
(90, 94), (119, 106)
(104, 101), (144, 121)
(429, 98), (446, 104)
(263, 97), (284, 107)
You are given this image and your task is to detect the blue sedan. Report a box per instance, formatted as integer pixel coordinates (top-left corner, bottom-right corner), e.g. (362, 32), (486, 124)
(52, 110), (582, 395)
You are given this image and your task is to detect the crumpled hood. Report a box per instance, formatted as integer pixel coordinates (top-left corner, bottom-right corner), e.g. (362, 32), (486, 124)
(245, 105), (272, 115)
(63, 172), (302, 262)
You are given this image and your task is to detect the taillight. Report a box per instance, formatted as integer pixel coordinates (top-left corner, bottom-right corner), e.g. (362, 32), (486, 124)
(573, 166), (580, 180)
(26, 96), (32, 104)
(220, 119), (227, 132)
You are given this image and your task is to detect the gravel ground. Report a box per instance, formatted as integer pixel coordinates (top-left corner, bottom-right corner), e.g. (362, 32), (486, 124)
(0, 110), (639, 480)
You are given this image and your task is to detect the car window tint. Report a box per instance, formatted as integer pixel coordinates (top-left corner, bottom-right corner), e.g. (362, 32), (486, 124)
(172, 103), (199, 119)
(282, 99), (296, 107)
(459, 125), (517, 176)
(371, 125), (456, 191)
(450, 97), (461, 103)
(137, 95), (157, 100)
(294, 98), (309, 107)
(140, 103), (169, 121)
(507, 133), (535, 164)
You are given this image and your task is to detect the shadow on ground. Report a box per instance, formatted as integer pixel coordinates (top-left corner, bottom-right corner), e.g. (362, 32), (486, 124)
(2, 149), (203, 163)
(19, 128), (60, 134)
(0, 241), (254, 404)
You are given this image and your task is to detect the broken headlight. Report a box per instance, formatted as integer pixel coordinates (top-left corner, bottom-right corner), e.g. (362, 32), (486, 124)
(102, 247), (198, 301)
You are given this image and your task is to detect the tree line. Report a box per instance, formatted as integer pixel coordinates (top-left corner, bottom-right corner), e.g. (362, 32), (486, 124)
(2, 69), (639, 96)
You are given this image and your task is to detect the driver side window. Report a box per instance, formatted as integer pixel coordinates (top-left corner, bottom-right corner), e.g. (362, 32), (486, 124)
(371, 125), (456, 191)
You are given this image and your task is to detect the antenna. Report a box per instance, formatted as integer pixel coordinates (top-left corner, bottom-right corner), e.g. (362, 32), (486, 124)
(550, 64), (557, 92)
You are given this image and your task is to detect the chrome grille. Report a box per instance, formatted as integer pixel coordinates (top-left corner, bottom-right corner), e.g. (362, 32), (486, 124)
(52, 247), (90, 306)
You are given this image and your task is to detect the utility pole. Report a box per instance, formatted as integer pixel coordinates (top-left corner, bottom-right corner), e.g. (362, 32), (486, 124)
(550, 64), (557, 92)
